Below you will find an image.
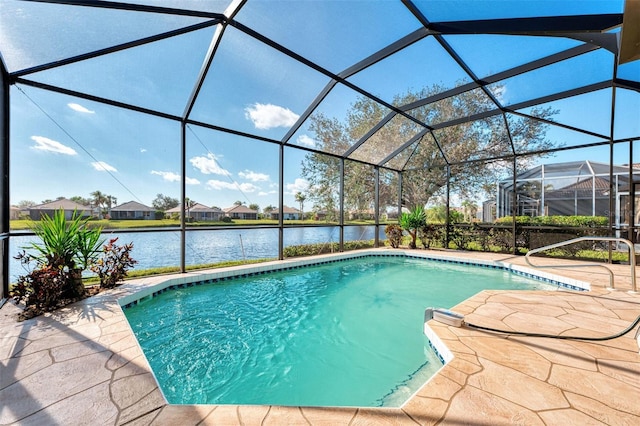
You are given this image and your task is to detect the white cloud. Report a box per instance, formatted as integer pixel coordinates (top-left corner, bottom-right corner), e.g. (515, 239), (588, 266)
(151, 170), (199, 185)
(90, 161), (117, 172)
(151, 170), (180, 182)
(296, 134), (316, 148)
(258, 190), (277, 196)
(206, 180), (259, 193)
(189, 153), (230, 176)
(140, 148), (147, 153)
(67, 103), (95, 114)
(31, 136), (77, 155)
(244, 103), (299, 130)
(238, 170), (269, 182)
(286, 178), (309, 195)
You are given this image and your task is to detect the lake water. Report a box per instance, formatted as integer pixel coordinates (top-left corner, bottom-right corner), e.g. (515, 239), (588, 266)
(9, 226), (386, 282)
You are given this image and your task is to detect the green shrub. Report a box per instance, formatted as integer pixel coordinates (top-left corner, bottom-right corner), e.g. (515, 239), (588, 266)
(417, 224), (442, 249)
(494, 216), (533, 225)
(489, 227), (515, 253)
(11, 263), (71, 310)
(449, 225), (475, 250)
(400, 206), (426, 249)
(26, 209), (104, 271)
(534, 215), (608, 227)
(384, 224), (403, 248)
(495, 215), (608, 227)
(90, 238), (138, 289)
(283, 240), (375, 258)
(16, 209), (104, 301)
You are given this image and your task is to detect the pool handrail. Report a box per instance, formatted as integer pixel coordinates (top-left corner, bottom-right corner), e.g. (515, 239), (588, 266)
(524, 236), (637, 293)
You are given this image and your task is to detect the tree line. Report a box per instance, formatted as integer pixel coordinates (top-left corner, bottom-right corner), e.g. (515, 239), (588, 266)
(301, 82), (555, 215)
(15, 192), (304, 219)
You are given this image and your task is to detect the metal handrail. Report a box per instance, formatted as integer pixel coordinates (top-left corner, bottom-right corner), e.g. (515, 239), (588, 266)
(525, 236), (637, 293)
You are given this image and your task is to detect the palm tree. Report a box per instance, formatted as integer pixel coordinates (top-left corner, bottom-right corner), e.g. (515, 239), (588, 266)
(295, 192), (306, 220)
(400, 206), (426, 249)
(461, 200), (478, 223)
(106, 195), (117, 218)
(185, 197), (196, 220)
(90, 190), (107, 217)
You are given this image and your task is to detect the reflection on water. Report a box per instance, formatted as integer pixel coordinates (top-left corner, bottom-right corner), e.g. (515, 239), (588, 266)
(9, 226), (386, 282)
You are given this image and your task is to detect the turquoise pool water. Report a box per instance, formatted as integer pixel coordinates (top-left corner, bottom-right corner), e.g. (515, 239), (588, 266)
(123, 256), (558, 407)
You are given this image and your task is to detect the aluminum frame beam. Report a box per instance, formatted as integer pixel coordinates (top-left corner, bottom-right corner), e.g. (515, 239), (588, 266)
(10, 20), (220, 78)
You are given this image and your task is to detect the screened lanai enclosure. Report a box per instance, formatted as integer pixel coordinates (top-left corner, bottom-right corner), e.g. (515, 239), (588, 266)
(495, 160), (640, 221)
(1, 0), (639, 300)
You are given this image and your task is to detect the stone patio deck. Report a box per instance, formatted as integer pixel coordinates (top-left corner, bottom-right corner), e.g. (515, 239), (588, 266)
(1, 249), (639, 425)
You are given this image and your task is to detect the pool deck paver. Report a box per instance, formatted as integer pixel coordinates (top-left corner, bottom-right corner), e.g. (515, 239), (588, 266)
(1, 249), (639, 425)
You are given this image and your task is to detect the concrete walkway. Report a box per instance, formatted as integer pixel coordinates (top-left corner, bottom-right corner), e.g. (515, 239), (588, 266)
(1, 250), (639, 425)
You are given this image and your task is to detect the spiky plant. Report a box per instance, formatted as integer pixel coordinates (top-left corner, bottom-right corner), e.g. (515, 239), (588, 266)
(399, 206), (426, 249)
(24, 209), (104, 296)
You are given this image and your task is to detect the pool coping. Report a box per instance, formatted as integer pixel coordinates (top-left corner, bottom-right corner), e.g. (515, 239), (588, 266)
(3, 248), (639, 425)
(115, 248), (591, 408)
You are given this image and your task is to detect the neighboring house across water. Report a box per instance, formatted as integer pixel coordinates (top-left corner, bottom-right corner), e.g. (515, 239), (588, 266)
(313, 209), (339, 221)
(223, 205), (258, 220)
(348, 208), (375, 220)
(110, 201), (155, 220)
(270, 206), (302, 220)
(28, 198), (92, 220)
(10, 206), (20, 220)
(166, 203), (223, 221)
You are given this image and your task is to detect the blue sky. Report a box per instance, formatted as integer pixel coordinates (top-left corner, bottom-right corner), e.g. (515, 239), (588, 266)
(3, 0), (639, 210)
(10, 84), (311, 210)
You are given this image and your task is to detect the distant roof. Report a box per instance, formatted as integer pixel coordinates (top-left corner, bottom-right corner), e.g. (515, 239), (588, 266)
(111, 201), (154, 211)
(166, 203), (221, 213)
(30, 198), (91, 210)
(223, 205), (257, 213)
(271, 206), (302, 214)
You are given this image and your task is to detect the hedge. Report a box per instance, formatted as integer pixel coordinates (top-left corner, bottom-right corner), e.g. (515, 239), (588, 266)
(283, 240), (376, 258)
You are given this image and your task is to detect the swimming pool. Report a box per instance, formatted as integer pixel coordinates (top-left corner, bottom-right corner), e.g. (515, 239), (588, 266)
(122, 253), (570, 407)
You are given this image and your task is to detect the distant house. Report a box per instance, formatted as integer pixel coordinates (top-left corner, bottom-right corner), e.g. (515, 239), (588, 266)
(28, 198), (92, 220)
(270, 206), (302, 220)
(166, 203), (223, 221)
(10, 206), (21, 220)
(314, 210), (339, 221)
(110, 201), (155, 220)
(348, 209), (375, 220)
(223, 205), (258, 220)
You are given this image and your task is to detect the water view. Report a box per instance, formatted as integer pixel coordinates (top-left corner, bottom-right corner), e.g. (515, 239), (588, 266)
(9, 226), (386, 282)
